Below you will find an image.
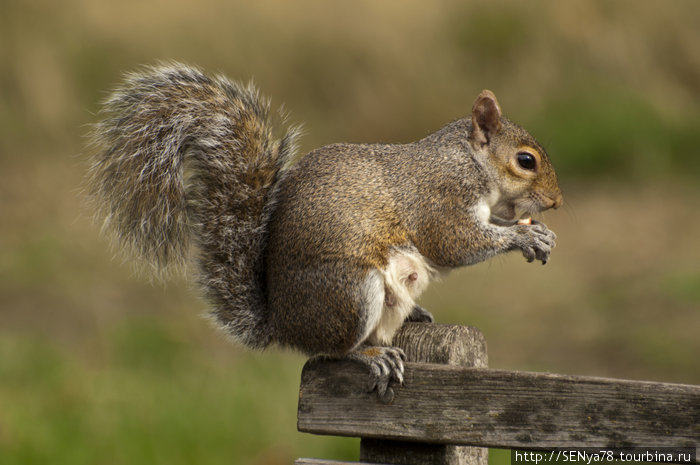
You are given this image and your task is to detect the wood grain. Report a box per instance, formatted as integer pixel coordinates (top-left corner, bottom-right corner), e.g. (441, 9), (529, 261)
(358, 323), (488, 465)
(298, 361), (700, 453)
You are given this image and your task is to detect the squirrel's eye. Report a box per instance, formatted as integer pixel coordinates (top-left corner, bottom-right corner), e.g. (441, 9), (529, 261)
(517, 152), (536, 171)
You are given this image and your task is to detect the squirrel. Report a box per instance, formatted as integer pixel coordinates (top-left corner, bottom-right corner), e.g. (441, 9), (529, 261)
(88, 63), (562, 401)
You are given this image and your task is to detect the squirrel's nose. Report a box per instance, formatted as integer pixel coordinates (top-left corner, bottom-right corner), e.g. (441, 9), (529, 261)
(551, 194), (563, 210)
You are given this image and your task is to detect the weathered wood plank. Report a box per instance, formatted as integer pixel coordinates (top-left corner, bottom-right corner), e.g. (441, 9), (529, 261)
(359, 323), (488, 465)
(361, 438), (489, 465)
(298, 360), (700, 453)
(294, 459), (386, 465)
(390, 323), (488, 367)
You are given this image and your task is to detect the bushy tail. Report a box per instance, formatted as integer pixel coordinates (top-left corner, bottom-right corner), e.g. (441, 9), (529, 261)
(87, 63), (300, 349)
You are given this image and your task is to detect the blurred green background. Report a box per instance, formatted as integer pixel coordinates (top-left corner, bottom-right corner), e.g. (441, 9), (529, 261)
(1, 0), (699, 463)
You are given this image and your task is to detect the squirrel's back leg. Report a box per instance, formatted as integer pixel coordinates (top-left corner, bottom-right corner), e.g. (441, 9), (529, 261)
(267, 262), (404, 401)
(267, 259), (380, 356)
(267, 247), (435, 400)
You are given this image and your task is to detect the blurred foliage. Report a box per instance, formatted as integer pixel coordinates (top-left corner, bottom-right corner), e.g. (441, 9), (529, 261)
(0, 0), (698, 464)
(0, 329), (358, 465)
(2, 0), (699, 180)
(528, 87), (700, 180)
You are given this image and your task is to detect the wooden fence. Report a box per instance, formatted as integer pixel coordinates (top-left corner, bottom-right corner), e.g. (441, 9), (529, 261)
(295, 323), (699, 465)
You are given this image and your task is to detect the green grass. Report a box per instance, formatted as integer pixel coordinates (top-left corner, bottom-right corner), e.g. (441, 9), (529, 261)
(0, 326), (358, 465)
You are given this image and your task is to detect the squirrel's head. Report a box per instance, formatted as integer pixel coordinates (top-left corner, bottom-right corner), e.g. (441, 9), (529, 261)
(468, 90), (563, 222)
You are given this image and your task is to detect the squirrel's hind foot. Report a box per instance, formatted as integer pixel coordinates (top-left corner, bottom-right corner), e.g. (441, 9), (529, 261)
(406, 305), (434, 323)
(346, 345), (406, 403)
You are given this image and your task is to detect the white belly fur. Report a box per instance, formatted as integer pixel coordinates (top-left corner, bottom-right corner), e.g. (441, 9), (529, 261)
(360, 247), (437, 346)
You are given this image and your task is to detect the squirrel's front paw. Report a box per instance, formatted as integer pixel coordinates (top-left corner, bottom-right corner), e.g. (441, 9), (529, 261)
(513, 220), (556, 264)
(346, 346), (406, 403)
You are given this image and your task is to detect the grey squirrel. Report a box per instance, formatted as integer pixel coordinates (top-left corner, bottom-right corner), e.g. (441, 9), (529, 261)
(88, 63), (562, 401)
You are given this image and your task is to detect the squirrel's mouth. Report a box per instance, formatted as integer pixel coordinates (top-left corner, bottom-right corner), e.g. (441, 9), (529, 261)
(489, 201), (534, 226)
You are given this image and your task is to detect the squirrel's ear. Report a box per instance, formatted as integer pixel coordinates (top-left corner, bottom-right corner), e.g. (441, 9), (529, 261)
(470, 90), (502, 147)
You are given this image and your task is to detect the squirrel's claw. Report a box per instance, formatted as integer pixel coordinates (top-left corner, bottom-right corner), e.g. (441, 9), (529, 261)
(515, 221), (557, 265)
(346, 346), (406, 403)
